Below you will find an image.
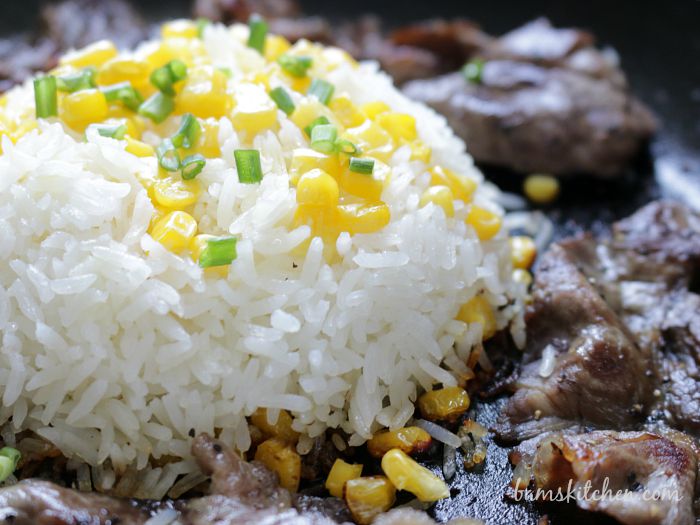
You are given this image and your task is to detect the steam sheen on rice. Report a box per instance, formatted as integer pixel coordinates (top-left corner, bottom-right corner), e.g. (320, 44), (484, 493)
(0, 21), (525, 486)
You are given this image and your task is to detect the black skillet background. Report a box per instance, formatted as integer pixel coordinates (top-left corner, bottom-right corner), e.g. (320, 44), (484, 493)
(3, 1), (700, 524)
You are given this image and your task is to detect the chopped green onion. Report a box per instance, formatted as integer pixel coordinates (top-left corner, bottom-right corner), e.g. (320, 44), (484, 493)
(217, 66), (233, 78)
(182, 153), (206, 180)
(91, 123), (127, 139)
(234, 149), (263, 184)
(0, 448), (21, 470)
(101, 82), (143, 111)
(33, 76), (58, 118)
(0, 447), (20, 483)
(336, 139), (359, 155)
(138, 92), (175, 123)
(247, 14), (268, 54)
(56, 67), (96, 93)
(199, 236), (238, 268)
(462, 59), (484, 84)
(303, 116), (330, 137)
(196, 18), (210, 39)
(156, 139), (181, 172)
(277, 54), (312, 77)
(349, 157), (375, 175)
(0, 457), (13, 483)
(150, 59), (188, 96)
(269, 86), (295, 115)
(171, 113), (201, 149)
(308, 78), (334, 105)
(310, 124), (338, 154)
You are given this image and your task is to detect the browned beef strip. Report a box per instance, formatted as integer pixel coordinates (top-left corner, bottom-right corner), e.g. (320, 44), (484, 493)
(494, 241), (654, 441)
(496, 201), (700, 442)
(511, 430), (699, 525)
(403, 18), (656, 177)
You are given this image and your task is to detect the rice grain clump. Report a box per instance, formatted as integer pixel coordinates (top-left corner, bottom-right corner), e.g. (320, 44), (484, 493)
(0, 20), (525, 484)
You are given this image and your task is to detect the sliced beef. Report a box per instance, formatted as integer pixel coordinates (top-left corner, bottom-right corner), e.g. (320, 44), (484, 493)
(403, 18), (656, 177)
(496, 201), (700, 441)
(193, 0), (301, 23)
(511, 430), (699, 525)
(494, 242), (654, 441)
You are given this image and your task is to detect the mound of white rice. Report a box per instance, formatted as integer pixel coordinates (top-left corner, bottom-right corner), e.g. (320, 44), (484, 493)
(0, 22), (525, 493)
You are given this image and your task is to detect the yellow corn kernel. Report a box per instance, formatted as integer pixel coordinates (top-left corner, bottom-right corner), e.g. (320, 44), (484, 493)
(197, 120), (221, 158)
(466, 205), (501, 241)
(512, 268), (533, 287)
(177, 65), (230, 119)
(325, 459), (363, 498)
(409, 140), (432, 163)
(344, 476), (396, 525)
(290, 148), (340, 185)
(150, 211), (197, 252)
(296, 169), (339, 207)
(250, 408), (299, 443)
(381, 449), (449, 503)
(231, 83), (278, 136)
(419, 185), (455, 218)
(190, 234), (228, 277)
(457, 295), (497, 340)
(140, 41), (178, 70)
(329, 95), (366, 128)
(161, 19), (198, 39)
(342, 120), (394, 162)
(376, 112), (417, 143)
(264, 34), (292, 62)
(254, 438), (302, 492)
(290, 98), (336, 134)
(125, 136), (155, 157)
(337, 202), (391, 235)
(97, 56), (151, 91)
(7, 120), (37, 144)
(429, 165), (477, 203)
(60, 89), (109, 131)
(60, 40), (118, 69)
(523, 174), (560, 204)
(152, 176), (202, 209)
(509, 236), (537, 270)
(321, 47), (358, 70)
(367, 427), (432, 458)
(361, 101), (390, 120)
(339, 159), (390, 201)
(418, 386), (470, 422)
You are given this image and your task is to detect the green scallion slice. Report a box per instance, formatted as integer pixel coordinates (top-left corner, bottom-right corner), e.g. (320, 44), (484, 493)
(462, 59), (484, 84)
(277, 54), (312, 77)
(33, 76), (58, 118)
(196, 17), (210, 39)
(156, 138), (181, 172)
(101, 82), (143, 111)
(199, 236), (238, 268)
(0, 447), (21, 470)
(217, 66), (233, 78)
(234, 149), (263, 184)
(336, 139), (360, 155)
(247, 15), (268, 54)
(150, 59), (188, 96)
(269, 86), (295, 115)
(171, 113), (201, 149)
(56, 67), (96, 93)
(138, 92), (175, 123)
(349, 157), (375, 175)
(303, 115), (330, 137)
(308, 78), (334, 105)
(310, 124), (338, 154)
(91, 123), (128, 140)
(182, 153), (206, 180)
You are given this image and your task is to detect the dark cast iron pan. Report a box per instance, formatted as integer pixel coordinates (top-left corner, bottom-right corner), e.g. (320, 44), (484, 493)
(3, 1), (700, 524)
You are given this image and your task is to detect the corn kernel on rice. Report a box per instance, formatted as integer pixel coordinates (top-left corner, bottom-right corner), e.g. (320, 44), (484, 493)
(0, 20), (525, 496)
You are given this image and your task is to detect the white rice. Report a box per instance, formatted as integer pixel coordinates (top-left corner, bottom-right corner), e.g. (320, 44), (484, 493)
(0, 23), (525, 485)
